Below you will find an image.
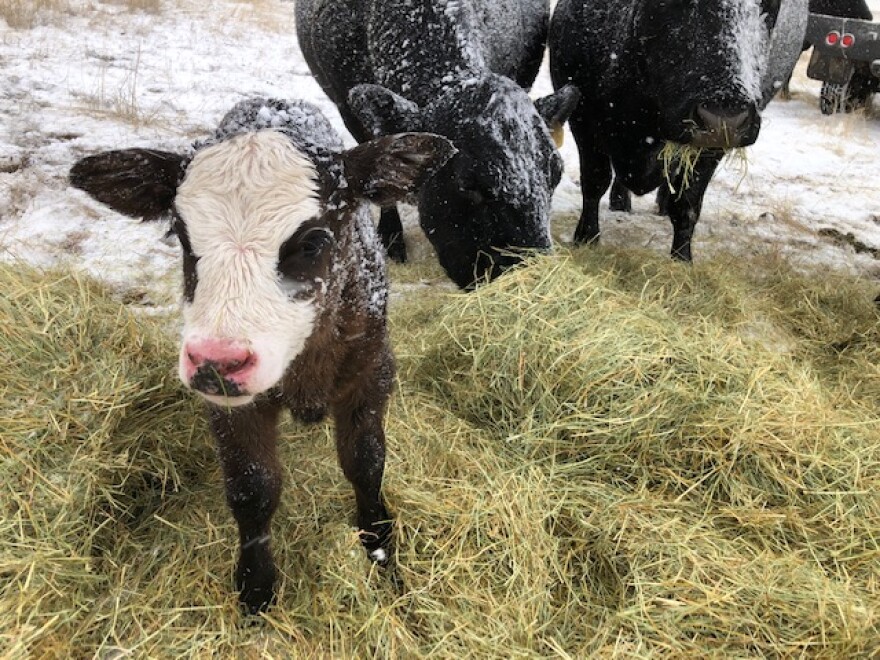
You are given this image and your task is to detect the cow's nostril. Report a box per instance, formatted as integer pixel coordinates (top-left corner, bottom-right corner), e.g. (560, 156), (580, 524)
(695, 104), (750, 132)
(216, 352), (254, 377)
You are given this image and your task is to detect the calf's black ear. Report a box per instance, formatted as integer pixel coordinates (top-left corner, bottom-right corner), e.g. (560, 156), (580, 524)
(341, 133), (457, 207)
(348, 84), (424, 138)
(535, 85), (581, 145)
(69, 148), (186, 221)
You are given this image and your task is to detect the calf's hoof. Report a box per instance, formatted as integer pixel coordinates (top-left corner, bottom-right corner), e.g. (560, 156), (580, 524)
(360, 520), (393, 566)
(236, 558), (277, 615)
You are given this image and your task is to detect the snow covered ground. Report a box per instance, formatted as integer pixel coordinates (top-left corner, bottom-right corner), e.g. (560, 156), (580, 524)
(1, 0), (879, 304)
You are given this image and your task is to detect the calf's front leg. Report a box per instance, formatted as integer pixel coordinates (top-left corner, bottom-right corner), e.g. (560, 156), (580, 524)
(209, 401), (282, 614)
(333, 390), (393, 563)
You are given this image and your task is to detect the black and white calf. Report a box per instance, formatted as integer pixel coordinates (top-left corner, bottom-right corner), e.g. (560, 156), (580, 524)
(69, 98), (454, 613)
(296, 0), (580, 289)
(550, 0), (808, 261)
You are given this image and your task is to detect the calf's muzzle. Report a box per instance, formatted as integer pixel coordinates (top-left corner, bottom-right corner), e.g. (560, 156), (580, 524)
(182, 339), (257, 397)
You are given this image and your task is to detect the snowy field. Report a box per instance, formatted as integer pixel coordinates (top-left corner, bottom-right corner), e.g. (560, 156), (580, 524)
(1, 0), (880, 302)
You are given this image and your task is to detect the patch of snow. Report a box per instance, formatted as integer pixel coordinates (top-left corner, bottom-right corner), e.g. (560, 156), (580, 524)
(1, 0), (880, 303)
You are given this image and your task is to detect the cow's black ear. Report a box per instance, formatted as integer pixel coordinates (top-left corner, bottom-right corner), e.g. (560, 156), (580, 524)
(341, 133), (456, 207)
(348, 84), (424, 137)
(69, 148), (186, 221)
(535, 85), (581, 143)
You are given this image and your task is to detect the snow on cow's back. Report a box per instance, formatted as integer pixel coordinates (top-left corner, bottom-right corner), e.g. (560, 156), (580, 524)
(762, 0), (809, 107)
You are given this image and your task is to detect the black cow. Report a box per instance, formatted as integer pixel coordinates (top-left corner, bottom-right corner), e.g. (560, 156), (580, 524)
(550, 0), (809, 261)
(811, 0), (871, 18)
(69, 98), (454, 613)
(296, 0), (580, 289)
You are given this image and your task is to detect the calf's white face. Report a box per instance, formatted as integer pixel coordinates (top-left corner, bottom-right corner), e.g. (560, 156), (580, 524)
(69, 98), (457, 407)
(175, 131), (321, 406)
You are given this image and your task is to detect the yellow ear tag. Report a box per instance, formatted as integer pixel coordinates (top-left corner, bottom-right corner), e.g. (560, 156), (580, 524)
(551, 125), (565, 148)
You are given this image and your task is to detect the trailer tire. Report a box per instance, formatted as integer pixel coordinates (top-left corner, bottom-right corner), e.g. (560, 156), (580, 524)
(819, 82), (847, 115)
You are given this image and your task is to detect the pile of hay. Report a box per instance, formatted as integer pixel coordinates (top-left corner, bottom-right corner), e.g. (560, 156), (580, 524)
(1, 252), (878, 657)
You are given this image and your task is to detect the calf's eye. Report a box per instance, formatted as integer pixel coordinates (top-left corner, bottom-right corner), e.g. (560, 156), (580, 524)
(300, 229), (334, 258)
(277, 225), (336, 289)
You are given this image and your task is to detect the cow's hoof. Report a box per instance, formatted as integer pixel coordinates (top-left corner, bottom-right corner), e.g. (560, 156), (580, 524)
(383, 235), (407, 263)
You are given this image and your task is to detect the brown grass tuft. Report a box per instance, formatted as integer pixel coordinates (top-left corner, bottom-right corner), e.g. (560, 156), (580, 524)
(0, 0), (69, 29)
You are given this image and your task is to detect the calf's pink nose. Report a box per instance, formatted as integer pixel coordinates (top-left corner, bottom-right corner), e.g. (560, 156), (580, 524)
(184, 340), (254, 377)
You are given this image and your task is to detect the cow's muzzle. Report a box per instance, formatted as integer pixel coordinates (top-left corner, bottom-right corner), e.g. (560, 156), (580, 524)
(686, 103), (760, 149)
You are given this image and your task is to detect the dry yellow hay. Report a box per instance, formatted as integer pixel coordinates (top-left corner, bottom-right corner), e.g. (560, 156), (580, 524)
(659, 142), (749, 195)
(1, 251), (878, 657)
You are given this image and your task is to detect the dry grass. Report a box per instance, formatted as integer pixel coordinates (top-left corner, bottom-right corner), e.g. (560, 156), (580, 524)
(1, 0), (162, 28)
(0, 0), (69, 29)
(103, 0), (162, 13)
(1, 250), (879, 657)
(77, 45), (169, 128)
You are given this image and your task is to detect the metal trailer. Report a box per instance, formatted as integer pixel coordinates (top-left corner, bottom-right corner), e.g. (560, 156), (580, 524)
(805, 12), (880, 113)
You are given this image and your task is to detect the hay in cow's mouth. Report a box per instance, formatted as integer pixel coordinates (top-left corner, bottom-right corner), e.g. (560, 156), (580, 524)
(659, 142), (749, 195)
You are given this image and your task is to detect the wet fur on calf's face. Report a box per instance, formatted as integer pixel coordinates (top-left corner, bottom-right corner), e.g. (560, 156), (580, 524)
(173, 131), (325, 406)
(70, 99), (456, 407)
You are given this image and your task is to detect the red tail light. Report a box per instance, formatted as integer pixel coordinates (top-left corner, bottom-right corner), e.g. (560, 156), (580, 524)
(841, 33), (855, 48)
(826, 31), (840, 46)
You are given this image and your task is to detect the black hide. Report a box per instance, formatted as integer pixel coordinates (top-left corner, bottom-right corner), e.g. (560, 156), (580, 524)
(296, 0), (579, 289)
(550, 0), (808, 261)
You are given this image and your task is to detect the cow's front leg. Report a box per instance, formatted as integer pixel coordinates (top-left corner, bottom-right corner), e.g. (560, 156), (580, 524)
(333, 390), (393, 564)
(378, 206), (407, 263)
(569, 114), (611, 245)
(667, 152), (722, 261)
(209, 401), (282, 614)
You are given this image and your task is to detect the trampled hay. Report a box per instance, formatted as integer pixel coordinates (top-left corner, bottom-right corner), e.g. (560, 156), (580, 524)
(1, 251), (878, 656)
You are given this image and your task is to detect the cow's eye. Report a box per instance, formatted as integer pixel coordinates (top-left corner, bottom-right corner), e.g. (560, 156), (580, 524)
(462, 186), (486, 204)
(459, 173), (498, 204)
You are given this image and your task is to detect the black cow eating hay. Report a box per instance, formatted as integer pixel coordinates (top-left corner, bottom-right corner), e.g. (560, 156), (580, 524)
(296, 0), (580, 289)
(69, 98), (454, 613)
(550, 0), (808, 261)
